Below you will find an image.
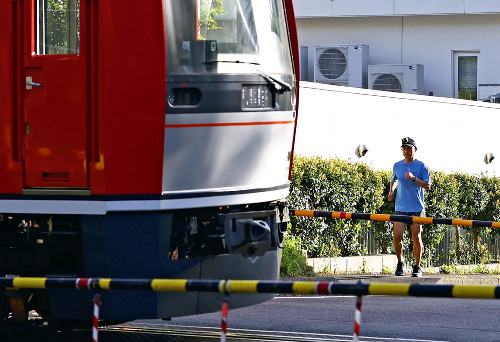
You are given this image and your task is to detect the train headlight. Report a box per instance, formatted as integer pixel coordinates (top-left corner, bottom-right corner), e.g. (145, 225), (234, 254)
(168, 87), (201, 106)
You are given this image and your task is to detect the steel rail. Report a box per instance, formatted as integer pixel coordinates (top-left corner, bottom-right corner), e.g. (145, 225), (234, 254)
(105, 324), (359, 342)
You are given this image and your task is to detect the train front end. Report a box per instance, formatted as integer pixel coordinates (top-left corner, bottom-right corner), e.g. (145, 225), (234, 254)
(155, 0), (298, 318)
(0, 0), (299, 324)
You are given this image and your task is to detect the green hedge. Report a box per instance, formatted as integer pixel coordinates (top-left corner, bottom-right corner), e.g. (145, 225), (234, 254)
(280, 234), (315, 277)
(288, 156), (500, 266)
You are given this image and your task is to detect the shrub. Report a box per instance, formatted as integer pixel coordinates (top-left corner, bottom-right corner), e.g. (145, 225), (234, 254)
(419, 172), (460, 264)
(288, 155), (500, 266)
(371, 169), (394, 254)
(439, 264), (459, 274)
(280, 233), (315, 277)
(289, 157), (384, 257)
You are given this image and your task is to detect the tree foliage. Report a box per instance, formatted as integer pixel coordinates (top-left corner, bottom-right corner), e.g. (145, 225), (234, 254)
(198, 0), (227, 39)
(44, 0), (80, 54)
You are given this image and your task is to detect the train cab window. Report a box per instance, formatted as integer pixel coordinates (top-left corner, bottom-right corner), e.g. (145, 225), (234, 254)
(36, 0), (80, 55)
(164, 0), (293, 75)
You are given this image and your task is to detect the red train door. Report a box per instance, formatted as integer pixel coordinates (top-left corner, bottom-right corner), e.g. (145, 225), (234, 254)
(22, 0), (89, 188)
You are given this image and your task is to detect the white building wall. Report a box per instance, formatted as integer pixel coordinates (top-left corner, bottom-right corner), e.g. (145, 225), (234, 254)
(401, 15), (500, 98)
(297, 14), (500, 98)
(294, 82), (500, 175)
(293, 0), (500, 17)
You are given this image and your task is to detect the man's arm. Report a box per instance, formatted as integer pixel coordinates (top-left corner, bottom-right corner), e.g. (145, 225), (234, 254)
(413, 177), (430, 190)
(406, 169), (431, 190)
(388, 181), (396, 201)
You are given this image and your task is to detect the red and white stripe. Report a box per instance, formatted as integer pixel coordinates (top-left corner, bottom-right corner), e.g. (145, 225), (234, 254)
(220, 294), (229, 342)
(352, 296), (362, 342)
(92, 294), (100, 342)
(75, 277), (92, 290)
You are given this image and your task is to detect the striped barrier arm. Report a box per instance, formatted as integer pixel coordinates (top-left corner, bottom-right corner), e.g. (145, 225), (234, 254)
(1, 277), (500, 300)
(92, 294), (100, 342)
(220, 293), (229, 342)
(0, 277), (223, 292)
(289, 209), (500, 229)
(353, 296), (362, 342)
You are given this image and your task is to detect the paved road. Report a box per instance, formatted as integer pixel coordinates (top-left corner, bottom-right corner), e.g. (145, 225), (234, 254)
(157, 275), (500, 341)
(284, 273), (500, 285)
(3, 274), (500, 341)
(162, 294), (500, 341)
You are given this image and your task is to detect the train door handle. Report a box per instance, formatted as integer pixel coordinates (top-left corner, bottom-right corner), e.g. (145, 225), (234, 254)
(26, 76), (42, 90)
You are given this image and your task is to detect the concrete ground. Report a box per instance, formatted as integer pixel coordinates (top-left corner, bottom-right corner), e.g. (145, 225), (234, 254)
(322, 273), (500, 285)
(304, 254), (500, 285)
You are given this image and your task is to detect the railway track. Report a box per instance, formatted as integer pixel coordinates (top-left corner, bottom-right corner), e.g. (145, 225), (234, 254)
(101, 323), (408, 342)
(0, 318), (448, 342)
(0, 320), (449, 342)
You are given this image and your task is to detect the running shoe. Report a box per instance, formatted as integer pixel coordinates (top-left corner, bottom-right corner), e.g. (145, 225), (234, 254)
(395, 261), (405, 276)
(412, 265), (423, 277)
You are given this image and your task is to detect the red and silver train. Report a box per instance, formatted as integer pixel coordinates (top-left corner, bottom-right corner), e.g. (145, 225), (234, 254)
(0, 0), (299, 326)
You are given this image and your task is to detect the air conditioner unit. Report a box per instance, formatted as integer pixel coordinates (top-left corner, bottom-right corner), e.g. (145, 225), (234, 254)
(368, 64), (424, 94)
(314, 44), (369, 88)
(299, 46), (309, 81)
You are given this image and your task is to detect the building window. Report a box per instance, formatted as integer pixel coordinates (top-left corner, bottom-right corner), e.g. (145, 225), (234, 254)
(453, 51), (479, 101)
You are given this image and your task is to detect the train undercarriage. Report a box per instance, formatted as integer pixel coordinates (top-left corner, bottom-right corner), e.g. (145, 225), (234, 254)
(0, 202), (288, 329)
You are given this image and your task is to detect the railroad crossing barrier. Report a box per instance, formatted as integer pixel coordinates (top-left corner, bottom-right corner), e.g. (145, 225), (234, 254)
(289, 209), (500, 228)
(2, 277), (500, 341)
(92, 294), (100, 342)
(3, 277), (500, 298)
(353, 296), (362, 342)
(220, 293), (229, 342)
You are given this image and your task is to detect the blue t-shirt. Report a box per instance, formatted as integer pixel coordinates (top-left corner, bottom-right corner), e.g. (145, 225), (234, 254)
(390, 159), (430, 212)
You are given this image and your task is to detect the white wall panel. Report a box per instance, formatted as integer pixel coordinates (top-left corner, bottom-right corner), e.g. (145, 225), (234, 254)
(295, 15), (500, 98)
(465, 0), (500, 14)
(401, 15), (500, 98)
(292, 0), (500, 17)
(292, 0), (333, 17)
(294, 82), (500, 175)
(331, 0), (394, 17)
(395, 0), (463, 16)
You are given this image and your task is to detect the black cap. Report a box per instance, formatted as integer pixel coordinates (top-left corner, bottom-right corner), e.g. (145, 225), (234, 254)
(401, 137), (416, 148)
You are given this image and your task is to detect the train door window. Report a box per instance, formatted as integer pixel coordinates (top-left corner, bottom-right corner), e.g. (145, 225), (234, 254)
(36, 0), (80, 55)
(453, 51), (479, 101)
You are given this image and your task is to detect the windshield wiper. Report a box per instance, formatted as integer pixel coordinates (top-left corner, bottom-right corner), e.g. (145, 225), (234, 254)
(204, 60), (292, 93)
(256, 71), (292, 94)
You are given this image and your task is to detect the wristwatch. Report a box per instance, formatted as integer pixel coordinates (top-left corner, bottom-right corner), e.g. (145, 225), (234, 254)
(412, 176), (417, 182)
